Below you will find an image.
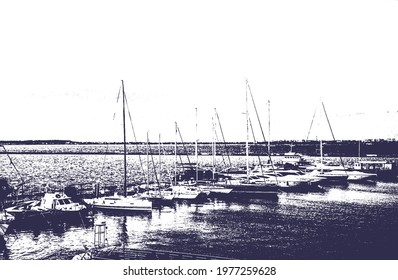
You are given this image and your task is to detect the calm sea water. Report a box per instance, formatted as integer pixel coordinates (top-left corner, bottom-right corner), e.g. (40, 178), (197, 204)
(1, 152), (398, 260)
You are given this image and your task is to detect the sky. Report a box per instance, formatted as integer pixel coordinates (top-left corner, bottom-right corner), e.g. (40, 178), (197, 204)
(1, 0), (398, 142)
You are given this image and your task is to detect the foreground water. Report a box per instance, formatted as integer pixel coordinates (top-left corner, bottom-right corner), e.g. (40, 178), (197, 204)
(1, 153), (398, 260)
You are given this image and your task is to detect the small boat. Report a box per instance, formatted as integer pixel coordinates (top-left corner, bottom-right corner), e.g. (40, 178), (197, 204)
(168, 184), (204, 201)
(6, 192), (87, 221)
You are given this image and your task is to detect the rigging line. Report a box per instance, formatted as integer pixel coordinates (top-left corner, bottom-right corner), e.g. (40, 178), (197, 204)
(124, 94), (146, 179)
(161, 140), (173, 185)
(174, 122), (186, 183)
(306, 107), (317, 141)
(321, 102), (347, 171)
(1, 145), (26, 188)
(177, 126), (192, 168)
(113, 85), (122, 121)
(214, 108), (232, 168)
(322, 102), (336, 140)
(147, 133), (160, 187)
(249, 117), (266, 183)
(246, 80), (278, 183)
(214, 126), (227, 169)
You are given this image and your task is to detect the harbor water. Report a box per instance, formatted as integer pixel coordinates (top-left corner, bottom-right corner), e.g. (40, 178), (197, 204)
(1, 152), (398, 260)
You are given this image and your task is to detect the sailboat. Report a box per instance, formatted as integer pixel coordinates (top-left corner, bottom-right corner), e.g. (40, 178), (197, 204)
(304, 103), (349, 183)
(84, 81), (152, 212)
(139, 133), (175, 204)
(191, 109), (232, 196)
(216, 81), (279, 197)
(169, 122), (205, 201)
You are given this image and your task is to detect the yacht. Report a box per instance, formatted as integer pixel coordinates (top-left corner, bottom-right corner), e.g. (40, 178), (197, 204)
(84, 81), (153, 213)
(84, 193), (152, 212)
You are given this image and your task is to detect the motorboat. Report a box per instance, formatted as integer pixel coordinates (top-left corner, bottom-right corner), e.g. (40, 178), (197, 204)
(6, 192), (87, 220)
(307, 163), (376, 182)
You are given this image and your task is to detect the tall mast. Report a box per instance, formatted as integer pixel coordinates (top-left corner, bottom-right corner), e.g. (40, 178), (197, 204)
(267, 100), (271, 156)
(146, 131), (150, 190)
(195, 108), (198, 182)
(121, 80), (127, 197)
(174, 122), (178, 185)
(212, 115), (216, 180)
(245, 80), (249, 181)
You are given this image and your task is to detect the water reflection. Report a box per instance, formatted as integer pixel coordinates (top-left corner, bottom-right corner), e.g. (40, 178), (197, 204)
(3, 181), (398, 259)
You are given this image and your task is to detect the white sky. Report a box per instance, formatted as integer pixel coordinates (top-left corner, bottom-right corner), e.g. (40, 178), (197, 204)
(1, 0), (398, 142)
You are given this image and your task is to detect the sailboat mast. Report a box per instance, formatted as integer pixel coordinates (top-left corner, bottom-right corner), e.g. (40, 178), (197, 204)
(195, 108), (198, 182)
(212, 116), (216, 181)
(121, 80), (127, 197)
(268, 100), (271, 155)
(245, 81), (249, 181)
(147, 131), (150, 190)
(174, 122), (178, 185)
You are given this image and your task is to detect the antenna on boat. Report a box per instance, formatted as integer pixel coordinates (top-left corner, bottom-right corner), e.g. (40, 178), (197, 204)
(121, 80), (127, 198)
(320, 139), (323, 172)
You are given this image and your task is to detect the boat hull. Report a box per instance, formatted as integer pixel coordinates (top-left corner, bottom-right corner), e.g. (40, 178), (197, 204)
(84, 196), (152, 213)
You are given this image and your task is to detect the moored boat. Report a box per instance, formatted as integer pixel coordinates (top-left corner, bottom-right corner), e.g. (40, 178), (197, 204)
(83, 81), (153, 213)
(353, 160), (397, 181)
(6, 192), (87, 221)
(84, 194), (152, 212)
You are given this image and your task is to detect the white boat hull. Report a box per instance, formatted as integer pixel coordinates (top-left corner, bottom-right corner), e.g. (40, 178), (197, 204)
(84, 195), (152, 212)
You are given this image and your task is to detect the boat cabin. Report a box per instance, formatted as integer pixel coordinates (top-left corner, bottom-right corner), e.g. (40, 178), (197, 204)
(39, 193), (86, 211)
(353, 160), (395, 171)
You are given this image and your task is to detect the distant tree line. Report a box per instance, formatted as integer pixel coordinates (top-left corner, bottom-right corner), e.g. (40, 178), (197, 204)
(1, 139), (398, 157)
